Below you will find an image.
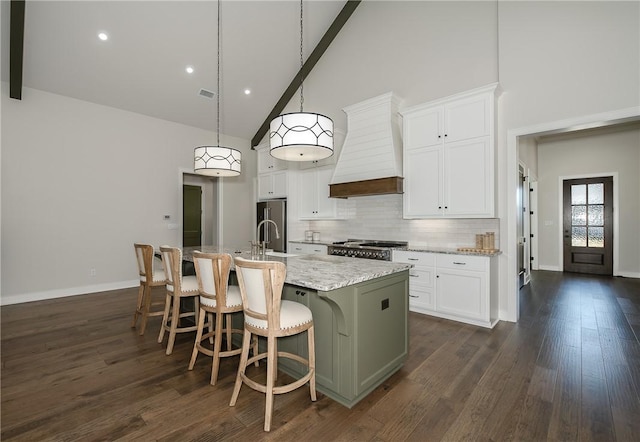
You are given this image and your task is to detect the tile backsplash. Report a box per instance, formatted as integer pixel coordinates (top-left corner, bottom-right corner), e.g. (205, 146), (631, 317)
(289, 194), (500, 249)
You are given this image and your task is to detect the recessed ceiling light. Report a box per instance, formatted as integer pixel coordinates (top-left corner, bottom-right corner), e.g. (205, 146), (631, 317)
(98, 32), (108, 41)
(186, 66), (194, 74)
(244, 89), (251, 95)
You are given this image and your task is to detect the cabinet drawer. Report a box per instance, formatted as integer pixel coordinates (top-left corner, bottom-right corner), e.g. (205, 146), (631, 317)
(409, 288), (434, 310)
(436, 254), (486, 272)
(408, 267), (435, 289)
(393, 250), (436, 266)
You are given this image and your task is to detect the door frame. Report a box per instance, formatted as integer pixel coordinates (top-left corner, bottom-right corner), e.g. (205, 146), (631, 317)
(557, 172), (618, 274)
(179, 168), (222, 247)
(506, 106), (639, 323)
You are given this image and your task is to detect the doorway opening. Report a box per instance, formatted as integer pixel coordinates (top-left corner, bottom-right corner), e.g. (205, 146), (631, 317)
(562, 176), (613, 275)
(183, 185), (202, 247)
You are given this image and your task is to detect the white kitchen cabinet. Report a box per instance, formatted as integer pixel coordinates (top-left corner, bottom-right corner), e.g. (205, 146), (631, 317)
(298, 166), (337, 219)
(257, 143), (288, 200)
(401, 83), (497, 218)
(393, 250), (498, 328)
(392, 250), (436, 313)
(288, 242), (327, 255)
(257, 144), (287, 174)
(258, 170), (287, 200)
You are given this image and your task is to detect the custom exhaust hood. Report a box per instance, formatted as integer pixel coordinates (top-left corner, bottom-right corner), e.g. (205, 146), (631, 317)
(329, 92), (403, 198)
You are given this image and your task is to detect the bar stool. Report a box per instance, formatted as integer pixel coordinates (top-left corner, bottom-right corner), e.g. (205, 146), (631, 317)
(189, 251), (255, 385)
(230, 257), (316, 432)
(132, 243), (166, 335)
(158, 246), (200, 355)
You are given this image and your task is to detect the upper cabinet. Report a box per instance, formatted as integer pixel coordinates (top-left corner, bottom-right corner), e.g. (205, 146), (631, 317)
(257, 143), (288, 200)
(257, 144), (287, 174)
(298, 166), (338, 220)
(401, 84), (497, 219)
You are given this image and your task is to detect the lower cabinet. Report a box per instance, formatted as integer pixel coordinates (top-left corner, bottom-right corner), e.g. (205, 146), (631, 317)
(393, 250), (498, 328)
(276, 272), (409, 408)
(287, 242), (327, 255)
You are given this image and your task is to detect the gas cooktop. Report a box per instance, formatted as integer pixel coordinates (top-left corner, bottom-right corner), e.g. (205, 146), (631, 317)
(328, 239), (408, 260)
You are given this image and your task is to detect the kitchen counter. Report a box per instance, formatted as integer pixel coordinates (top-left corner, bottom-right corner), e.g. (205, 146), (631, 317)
(405, 245), (502, 257)
(183, 245), (410, 409)
(182, 245), (412, 292)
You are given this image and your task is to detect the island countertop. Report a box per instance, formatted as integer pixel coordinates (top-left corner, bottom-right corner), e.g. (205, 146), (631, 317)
(181, 246), (411, 292)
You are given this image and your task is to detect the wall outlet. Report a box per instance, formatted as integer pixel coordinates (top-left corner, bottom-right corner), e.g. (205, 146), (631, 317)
(90, 268), (97, 277)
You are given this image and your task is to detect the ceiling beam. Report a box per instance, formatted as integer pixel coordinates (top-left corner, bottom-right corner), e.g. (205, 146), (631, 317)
(251, 0), (361, 148)
(10, 0), (26, 100)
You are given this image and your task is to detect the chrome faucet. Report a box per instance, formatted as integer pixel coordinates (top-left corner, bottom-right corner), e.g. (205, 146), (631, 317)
(256, 219), (280, 253)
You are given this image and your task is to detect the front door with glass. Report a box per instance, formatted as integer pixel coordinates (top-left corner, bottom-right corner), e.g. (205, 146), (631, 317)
(562, 176), (613, 275)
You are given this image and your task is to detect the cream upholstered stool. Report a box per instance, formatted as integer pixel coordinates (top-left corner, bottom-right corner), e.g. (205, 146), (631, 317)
(158, 246), (200, 355)
(189, 251), (257, 385)
(230, 257), (316, 432)
(132, 243), (167, 335)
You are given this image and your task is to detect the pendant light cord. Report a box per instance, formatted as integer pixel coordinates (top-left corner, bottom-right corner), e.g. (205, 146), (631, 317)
(299, 0), (304, 113)
(217, 0), (221, 147)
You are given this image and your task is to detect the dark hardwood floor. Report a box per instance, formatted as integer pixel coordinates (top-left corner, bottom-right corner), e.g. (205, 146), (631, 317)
(2, 271), (640, 441)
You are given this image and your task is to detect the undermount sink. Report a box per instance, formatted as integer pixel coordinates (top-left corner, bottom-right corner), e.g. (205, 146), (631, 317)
(265, 251), (299, 258)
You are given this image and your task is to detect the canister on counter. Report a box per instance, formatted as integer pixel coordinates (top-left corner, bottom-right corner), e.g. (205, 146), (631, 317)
(305, 230), (313, 241)
(312, 232), (320, 242)
(476, 234), (484, 249)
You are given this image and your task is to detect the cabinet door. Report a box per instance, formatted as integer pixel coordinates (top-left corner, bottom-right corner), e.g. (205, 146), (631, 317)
(436, 269), (486, 321)
(298, 169), (317, 219)
(258, 174), (273, 200)
(403, 106), (443, 149)
(443, 138), (492, 217)
(271, 171), (288, 198)
(403, 146), (442, 218)
(258, 147), (286, 174)
(444, 93), (490, 143)
(315, 167), (337, 219)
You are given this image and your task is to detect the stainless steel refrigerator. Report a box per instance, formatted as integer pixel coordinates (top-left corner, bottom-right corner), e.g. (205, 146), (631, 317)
(257, 199), (287, 252)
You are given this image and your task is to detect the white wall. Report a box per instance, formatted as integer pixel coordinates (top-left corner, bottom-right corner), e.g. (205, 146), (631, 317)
(537, 126), (640, 276)
(0, 85), (256, 304)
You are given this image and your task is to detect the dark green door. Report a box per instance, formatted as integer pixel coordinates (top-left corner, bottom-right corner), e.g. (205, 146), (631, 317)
(183, 185), (202, 247)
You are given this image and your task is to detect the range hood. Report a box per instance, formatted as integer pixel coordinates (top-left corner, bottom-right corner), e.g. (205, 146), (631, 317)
(329, 92), (403, 198)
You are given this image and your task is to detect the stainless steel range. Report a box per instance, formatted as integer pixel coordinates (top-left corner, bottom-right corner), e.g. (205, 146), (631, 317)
(328, 239), (408, 261)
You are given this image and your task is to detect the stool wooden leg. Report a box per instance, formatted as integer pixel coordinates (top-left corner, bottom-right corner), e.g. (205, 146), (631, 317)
(230, 329), (252, 407)
(165, 295), (180, 355)
(264, 335), (277, 432)
(131, 283), (144, 328)
(188, 306), (206, 370)
(157, 292), (171, 344)
(308, 326), (317, 401)
(139, 285), (152, 336)
(225, 313), (232, 351)
(211, 310), (224, 385)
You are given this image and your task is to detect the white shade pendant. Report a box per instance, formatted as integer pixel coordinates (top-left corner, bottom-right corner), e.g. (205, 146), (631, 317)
(269, 0), (333, 162)
(269, 112), (333, 161)
(194, 0), (241, 177)
(194, 146), (241, 176)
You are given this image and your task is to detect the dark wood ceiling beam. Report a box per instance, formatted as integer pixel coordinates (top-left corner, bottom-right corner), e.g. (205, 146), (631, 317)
(251, 0), (361, 148)
(10, 0), (26, 100)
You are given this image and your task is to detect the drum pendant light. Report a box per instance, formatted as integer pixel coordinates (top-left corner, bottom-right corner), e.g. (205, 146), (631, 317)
(269, 0), (334, 162)
(194, 0), (241, 177)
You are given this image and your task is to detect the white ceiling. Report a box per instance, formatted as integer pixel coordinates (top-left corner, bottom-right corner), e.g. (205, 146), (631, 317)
(1, 0), (347, 143)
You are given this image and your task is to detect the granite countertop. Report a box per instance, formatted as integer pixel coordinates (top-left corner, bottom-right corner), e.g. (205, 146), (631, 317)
(404, 246), (502, 257)
(289, 240), (501, 257)
(181, 246), (411, 292)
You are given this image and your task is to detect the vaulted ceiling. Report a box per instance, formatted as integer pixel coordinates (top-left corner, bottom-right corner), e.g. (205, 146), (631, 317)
(1, 1), (350, 144)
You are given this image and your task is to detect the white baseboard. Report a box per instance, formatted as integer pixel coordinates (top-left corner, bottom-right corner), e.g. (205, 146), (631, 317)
(617, 271), (640, 279)
(0, 280), (139, 306)
(538, 265), (561, 272)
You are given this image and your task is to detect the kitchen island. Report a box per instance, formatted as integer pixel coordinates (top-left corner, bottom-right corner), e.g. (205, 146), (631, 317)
(183, 246), (411, 408)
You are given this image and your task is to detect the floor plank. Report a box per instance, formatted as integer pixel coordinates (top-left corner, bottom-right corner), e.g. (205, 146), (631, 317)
(2, 271), (639, 440)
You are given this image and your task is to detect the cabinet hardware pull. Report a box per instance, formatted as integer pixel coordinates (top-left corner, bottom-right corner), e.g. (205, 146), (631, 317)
(453, 262), (466, 265)
(410, 274), (418, 277)
(408, 258), (419, 261)
(409, 295), (419, 298)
